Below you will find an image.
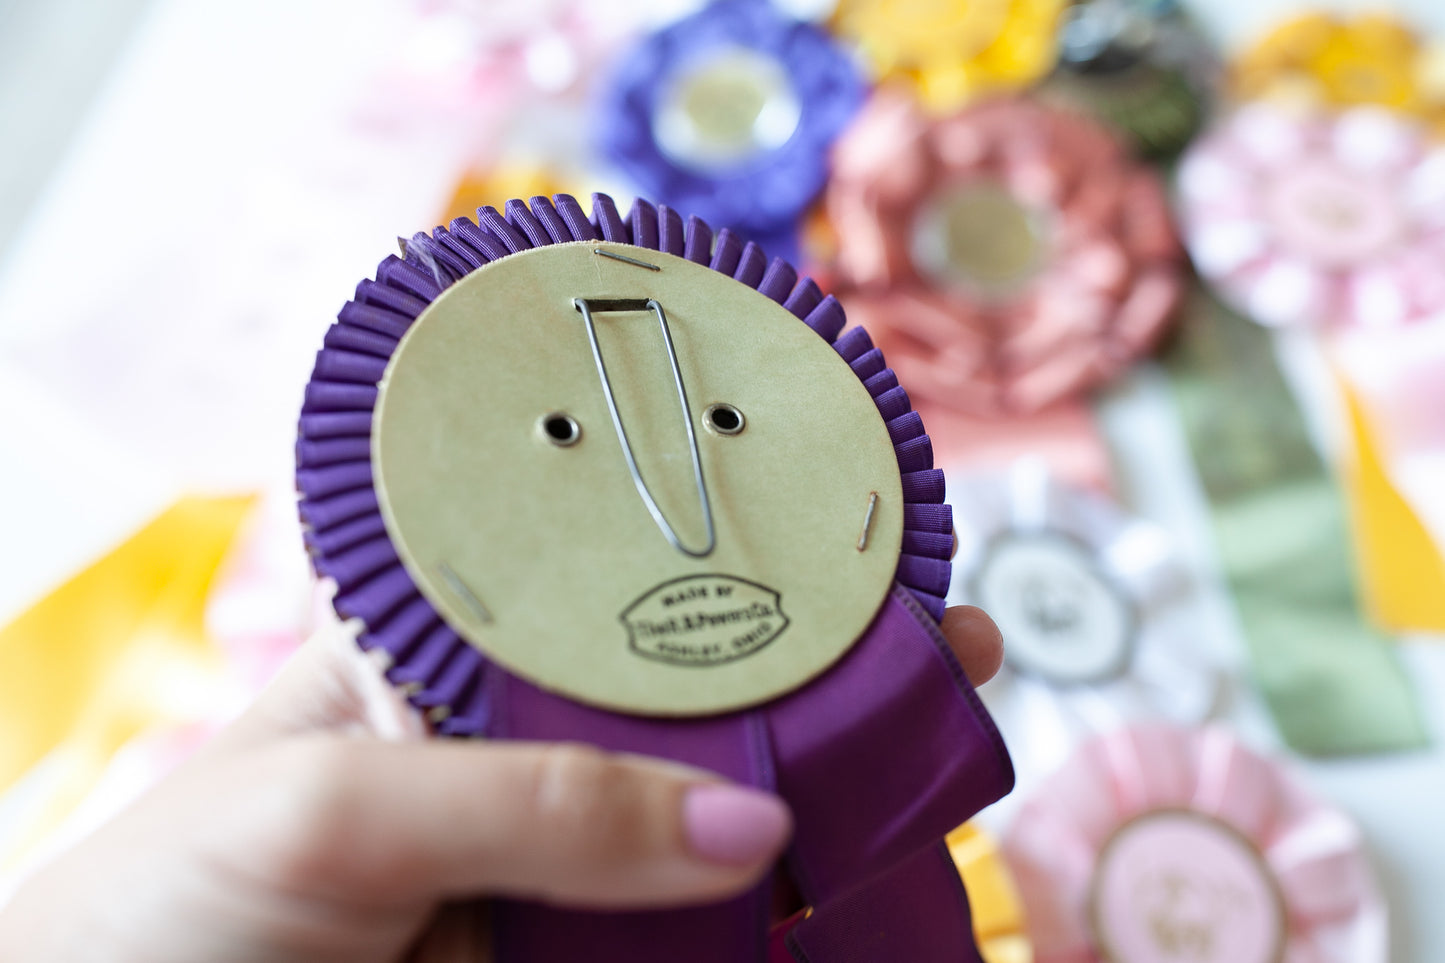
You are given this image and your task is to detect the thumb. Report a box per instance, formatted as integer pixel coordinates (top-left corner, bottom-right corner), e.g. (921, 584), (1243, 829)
(206, 611), (429, 756)
(238, 737), (793, 910)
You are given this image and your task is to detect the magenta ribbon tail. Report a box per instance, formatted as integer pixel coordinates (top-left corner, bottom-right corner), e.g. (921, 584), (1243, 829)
(486, 586), (1014, 961)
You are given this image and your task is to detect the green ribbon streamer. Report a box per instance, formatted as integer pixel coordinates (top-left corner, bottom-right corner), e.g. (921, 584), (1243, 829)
(1162, 291), (1428, 755)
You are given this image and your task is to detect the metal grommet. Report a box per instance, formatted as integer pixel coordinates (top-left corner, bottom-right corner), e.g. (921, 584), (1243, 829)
(539, 412), (581, 447)
(703, 403), (745, 435)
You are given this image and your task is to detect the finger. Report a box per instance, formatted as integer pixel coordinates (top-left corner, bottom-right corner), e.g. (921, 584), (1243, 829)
(206, 613), (428, 757)
(241, 738), (792, 911)
(939, 605), (1004, 686)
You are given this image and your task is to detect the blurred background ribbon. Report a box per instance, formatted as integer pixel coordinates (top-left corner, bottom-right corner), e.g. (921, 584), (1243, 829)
(0, 495), (256, 869)
(1004, 725), (1387, 963)
(1333, 330), (1445, 632)
(1162, 295), (1427, 755)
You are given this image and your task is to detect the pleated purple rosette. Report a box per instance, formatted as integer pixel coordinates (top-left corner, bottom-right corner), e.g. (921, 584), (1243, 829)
(295, 193), (1013, 962)
(596, 0), (864, 258)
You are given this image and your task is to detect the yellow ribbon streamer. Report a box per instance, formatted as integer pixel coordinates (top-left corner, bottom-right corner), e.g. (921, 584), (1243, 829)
(832, 0), (1064, 113)
(439, 165), (573, 228)
(948, 822), (1033, 963)
(0, 496), (256, 865)
(1337, 376), (1445, 632)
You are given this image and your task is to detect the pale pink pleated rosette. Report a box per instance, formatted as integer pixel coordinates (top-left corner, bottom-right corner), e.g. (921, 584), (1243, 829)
(405, 0), (643, 101)
(823, 91), (1184, 416)
(1178, 103), (1445, 329)
(205, 495), (319, 692)
(1005, 725), (1387, 963)
(364, 0), (650, 163)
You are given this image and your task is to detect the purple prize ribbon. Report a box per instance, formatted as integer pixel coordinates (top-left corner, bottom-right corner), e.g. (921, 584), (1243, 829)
(295, 193), (1013, 961)
(596, 0), (864, 258)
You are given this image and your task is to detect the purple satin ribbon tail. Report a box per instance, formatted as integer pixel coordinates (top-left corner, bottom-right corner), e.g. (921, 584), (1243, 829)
(785, 843), (983, 963)
(488, 587), (1013, 961)
(769, 588), (1013, 908)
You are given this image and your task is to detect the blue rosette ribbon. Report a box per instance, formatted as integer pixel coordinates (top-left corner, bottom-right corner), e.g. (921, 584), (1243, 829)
(597, 0), (866, 257)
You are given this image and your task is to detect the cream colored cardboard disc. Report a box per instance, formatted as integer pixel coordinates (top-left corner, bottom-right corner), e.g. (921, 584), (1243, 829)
(373, 240), (903, 716)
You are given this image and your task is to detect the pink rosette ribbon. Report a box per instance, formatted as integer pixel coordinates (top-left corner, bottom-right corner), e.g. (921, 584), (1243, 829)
(1178, 103), (1445, 329)
(406, 0), (642, 100)
(823, 92), (1184, 417)
(1005, 725), (1387, 963)
(364, 0), (650, 160)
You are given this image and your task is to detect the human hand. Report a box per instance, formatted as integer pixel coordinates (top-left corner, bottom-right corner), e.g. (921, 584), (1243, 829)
(0, 604), (1002, 963)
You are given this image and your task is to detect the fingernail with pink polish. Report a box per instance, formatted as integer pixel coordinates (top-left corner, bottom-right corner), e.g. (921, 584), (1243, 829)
(683, 784), (792, 866)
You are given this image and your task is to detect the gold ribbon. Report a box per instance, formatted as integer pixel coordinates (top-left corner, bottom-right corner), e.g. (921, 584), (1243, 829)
(439, 165), (572, 227)
(1233, 11), (1445, 136)
(831, 0), (1064, 112)
(1337, 373), (1445, 632)
(0, 496), (255, 865)
(947, 822), (1033, 963)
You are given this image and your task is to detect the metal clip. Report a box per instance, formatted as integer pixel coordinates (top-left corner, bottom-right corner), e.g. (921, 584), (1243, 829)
(573, 298), (716, 558)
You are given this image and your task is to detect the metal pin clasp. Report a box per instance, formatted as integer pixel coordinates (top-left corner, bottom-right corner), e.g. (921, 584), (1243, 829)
(573, 297), (717, 559)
